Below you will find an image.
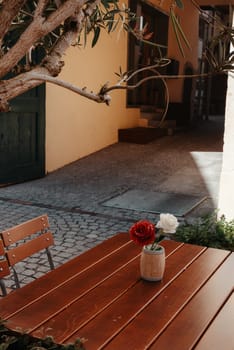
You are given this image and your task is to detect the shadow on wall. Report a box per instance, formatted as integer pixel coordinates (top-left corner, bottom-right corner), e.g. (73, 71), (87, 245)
(166, 62), (194, 126)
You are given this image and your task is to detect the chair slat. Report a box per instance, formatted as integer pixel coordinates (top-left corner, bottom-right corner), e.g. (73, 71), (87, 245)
(0, 240), (5, 255)
(1, 215), (49, 247)
(0, 260), (11, 297)
(6, 232), (54, 266)
(0, 260), (10, 278)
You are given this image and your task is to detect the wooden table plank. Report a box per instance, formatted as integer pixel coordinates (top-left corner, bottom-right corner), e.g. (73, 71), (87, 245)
(1, 236), (232, 350)
(31, 256), (142, 342)
(65, 243), (205, 349)
(0, 232), (130, 319)
(30, 240), (183, 343)
(194, 291), (234, 350)
(149, 253), (234, 350)
(103, 248), (230, 350)
(5, 240), (142, 329)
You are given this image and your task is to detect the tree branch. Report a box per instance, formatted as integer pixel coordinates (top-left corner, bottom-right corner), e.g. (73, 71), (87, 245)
(29, 72), (110, 103)
(0, 65), (110, 112)
(0, 0), (88, 78)
(0, 60), (219, 113)
(0, 0), (27, 44)
(0, 0), (106, 110)
(34, 0), (50, 17)
(123, 59), (171, 84)
(43, 0), (101, 75)
(102, 71), (216, 95)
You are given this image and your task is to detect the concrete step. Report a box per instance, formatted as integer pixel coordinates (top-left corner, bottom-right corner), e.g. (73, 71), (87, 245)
(140, 105), (157, 113)
(118, 127), (167, 144)
(140, 111), (164, 120)
(138, 118), (149, 127)
(148, 119), (176, 128)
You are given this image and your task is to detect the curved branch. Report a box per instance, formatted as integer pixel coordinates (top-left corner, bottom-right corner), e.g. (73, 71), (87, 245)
(102, 72), (212, 95)
(124, 59), (171, 84)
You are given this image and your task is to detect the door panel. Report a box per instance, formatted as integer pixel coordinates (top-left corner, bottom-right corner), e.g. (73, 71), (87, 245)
(0, 84), (45, 184)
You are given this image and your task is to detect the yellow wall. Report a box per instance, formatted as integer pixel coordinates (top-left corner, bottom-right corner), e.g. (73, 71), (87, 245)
(46, 0), (200, 172)
(46, 28), (139, 172)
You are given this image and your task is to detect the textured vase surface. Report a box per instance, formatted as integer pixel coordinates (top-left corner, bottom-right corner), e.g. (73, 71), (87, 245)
(140, 245), (165, 281)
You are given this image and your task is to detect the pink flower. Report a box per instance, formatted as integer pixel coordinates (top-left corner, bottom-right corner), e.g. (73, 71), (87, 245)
(129, 220), (155, 246)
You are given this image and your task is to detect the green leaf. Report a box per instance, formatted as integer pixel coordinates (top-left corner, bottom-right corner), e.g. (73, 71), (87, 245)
(170, 10), (185, 57)
(83, 20), (88, 47)
(172, 10), (191, 49)
(175, 0), (184, 9)
(205, 48), (219, 70)
(92, 27), (101, 47)
(222, 64), (234, 70)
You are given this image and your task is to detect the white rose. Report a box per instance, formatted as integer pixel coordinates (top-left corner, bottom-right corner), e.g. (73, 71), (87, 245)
(156, 213), (179, 234)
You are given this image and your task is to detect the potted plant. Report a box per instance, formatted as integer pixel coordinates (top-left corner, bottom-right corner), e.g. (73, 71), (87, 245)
(129, 214), (179, 281)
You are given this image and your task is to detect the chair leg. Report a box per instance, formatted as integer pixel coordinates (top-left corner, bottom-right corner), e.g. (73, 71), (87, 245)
(46, 248), (55, 270)
(12, 267), (20, 289)
(0, 279), (7, 296)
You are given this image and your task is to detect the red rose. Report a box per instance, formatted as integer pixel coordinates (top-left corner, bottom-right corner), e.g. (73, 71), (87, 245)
(129, 220), (155, 246)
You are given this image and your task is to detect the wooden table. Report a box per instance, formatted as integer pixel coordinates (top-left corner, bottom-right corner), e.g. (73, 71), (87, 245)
(0, 233), (233, 349)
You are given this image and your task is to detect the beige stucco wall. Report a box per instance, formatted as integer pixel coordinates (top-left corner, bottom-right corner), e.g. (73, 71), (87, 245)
(218, 8), (234, 220)
(46, 27), (139, 172)
(218, 72), (234, 220)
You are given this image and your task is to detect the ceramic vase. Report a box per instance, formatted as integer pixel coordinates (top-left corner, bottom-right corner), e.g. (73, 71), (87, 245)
(140, 245), (165, 281)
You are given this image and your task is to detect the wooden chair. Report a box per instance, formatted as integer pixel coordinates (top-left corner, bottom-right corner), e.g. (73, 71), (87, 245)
(0, 214), (55, 291)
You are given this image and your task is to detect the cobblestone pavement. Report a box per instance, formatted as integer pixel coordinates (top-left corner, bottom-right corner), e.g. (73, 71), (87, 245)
(0, 116), (224, 290)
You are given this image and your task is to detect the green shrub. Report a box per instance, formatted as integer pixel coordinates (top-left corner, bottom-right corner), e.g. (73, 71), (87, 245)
(174, 213), (234, 251)
(0, 319), (86, 350)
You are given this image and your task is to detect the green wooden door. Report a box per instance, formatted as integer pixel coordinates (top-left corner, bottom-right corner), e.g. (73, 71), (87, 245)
(0, 84), (45, 184)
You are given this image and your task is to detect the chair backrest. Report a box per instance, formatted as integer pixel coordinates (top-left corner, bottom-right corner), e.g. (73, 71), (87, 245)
(0, 214), (55, 290)
(1, 214), (50, 247)
(0, 238), (5, 258)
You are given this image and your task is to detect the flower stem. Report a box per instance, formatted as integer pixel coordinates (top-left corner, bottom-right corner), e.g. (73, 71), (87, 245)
(150, 241), (158, 250)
